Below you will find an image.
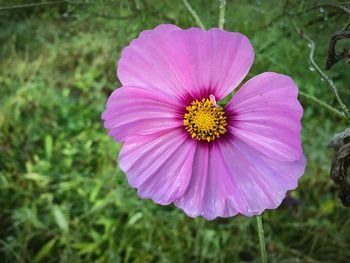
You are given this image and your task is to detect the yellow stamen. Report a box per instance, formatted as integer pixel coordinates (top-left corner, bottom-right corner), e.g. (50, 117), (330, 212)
(183, 97), (227, 142)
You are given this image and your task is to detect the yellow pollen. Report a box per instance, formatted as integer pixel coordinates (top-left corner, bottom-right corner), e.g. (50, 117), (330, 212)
(183, 97), (227, 142)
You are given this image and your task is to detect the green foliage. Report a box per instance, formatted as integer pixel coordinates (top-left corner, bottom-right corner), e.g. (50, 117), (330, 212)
(0, 0), (349, 262)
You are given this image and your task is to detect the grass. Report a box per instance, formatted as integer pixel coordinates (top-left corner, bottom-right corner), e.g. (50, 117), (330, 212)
(0, 0), (350, 262)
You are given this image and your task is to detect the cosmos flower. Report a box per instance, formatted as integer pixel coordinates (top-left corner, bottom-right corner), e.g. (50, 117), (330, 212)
(102, 24), (306, 220)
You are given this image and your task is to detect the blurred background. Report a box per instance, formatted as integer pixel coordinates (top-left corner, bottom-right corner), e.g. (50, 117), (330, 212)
(1, 0), (350, 262)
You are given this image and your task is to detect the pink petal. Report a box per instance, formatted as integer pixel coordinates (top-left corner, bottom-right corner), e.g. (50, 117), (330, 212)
(176, 137), (306, 219)
(117, 24), (254, 102)
(174, 143), (239, 220)
(119, 128), (197, 205)
(220, 137), (306, 216)
(226, 72), (303, 162)
(102, 86), (183, 142)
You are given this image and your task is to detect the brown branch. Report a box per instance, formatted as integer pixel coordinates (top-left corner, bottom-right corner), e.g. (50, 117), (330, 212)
(329, 128), (350, 207)
(325, 31), (350, 70)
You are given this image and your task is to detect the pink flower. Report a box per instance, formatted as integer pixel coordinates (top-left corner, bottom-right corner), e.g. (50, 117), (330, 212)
(102, 24), (306, 220)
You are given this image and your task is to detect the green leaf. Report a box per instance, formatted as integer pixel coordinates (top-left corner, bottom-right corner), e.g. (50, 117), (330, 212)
(53, 206), (69, 232)
(127, 212), (143, 227)
(32, 238), (56, 263)
(44, 135), (53, 160)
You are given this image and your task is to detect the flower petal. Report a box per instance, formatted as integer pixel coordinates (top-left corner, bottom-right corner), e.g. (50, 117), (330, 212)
(226, 72), (303, 162)
(118, 24), (254, 102)
(175, 142), (239, 220)
(218, 137), (306, 216)
(102, 86), (183, 142)
(119, 128), (197, 205)
(175, 137), (306, 219)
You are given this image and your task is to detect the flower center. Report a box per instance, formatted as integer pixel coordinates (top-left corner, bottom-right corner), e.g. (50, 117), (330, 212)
(183, 96), (227, 142)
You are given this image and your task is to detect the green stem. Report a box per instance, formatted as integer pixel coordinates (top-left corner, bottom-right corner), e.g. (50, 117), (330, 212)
(302, 32), (350, 119)
(289, 3), (350, 16)
(182, 0), (206, 30)
(256, 215), (268, 263)
(0, 1), (95, 12)
(341, 17), (350, 31)
(298, 91), (347, 120)
(288, 18), (350, 121)
(218, 0), (226, 29)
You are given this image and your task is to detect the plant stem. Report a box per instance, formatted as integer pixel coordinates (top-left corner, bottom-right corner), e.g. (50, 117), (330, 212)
(0, 1), (95, 12)
(0, 1), (61, 11)
(302, 32), (350, 120)
(341, 18), (350, 31)
(298, 91), (347, 120)
(182, 0), (206, 30)
(218, 0), (226, 29)
(289, 18), (349, 120)
(289, 3), (350, 16)
(256, 215), (268, 263)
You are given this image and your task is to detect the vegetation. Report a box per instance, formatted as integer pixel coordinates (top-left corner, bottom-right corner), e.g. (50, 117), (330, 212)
(1, 0), (349, 262)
